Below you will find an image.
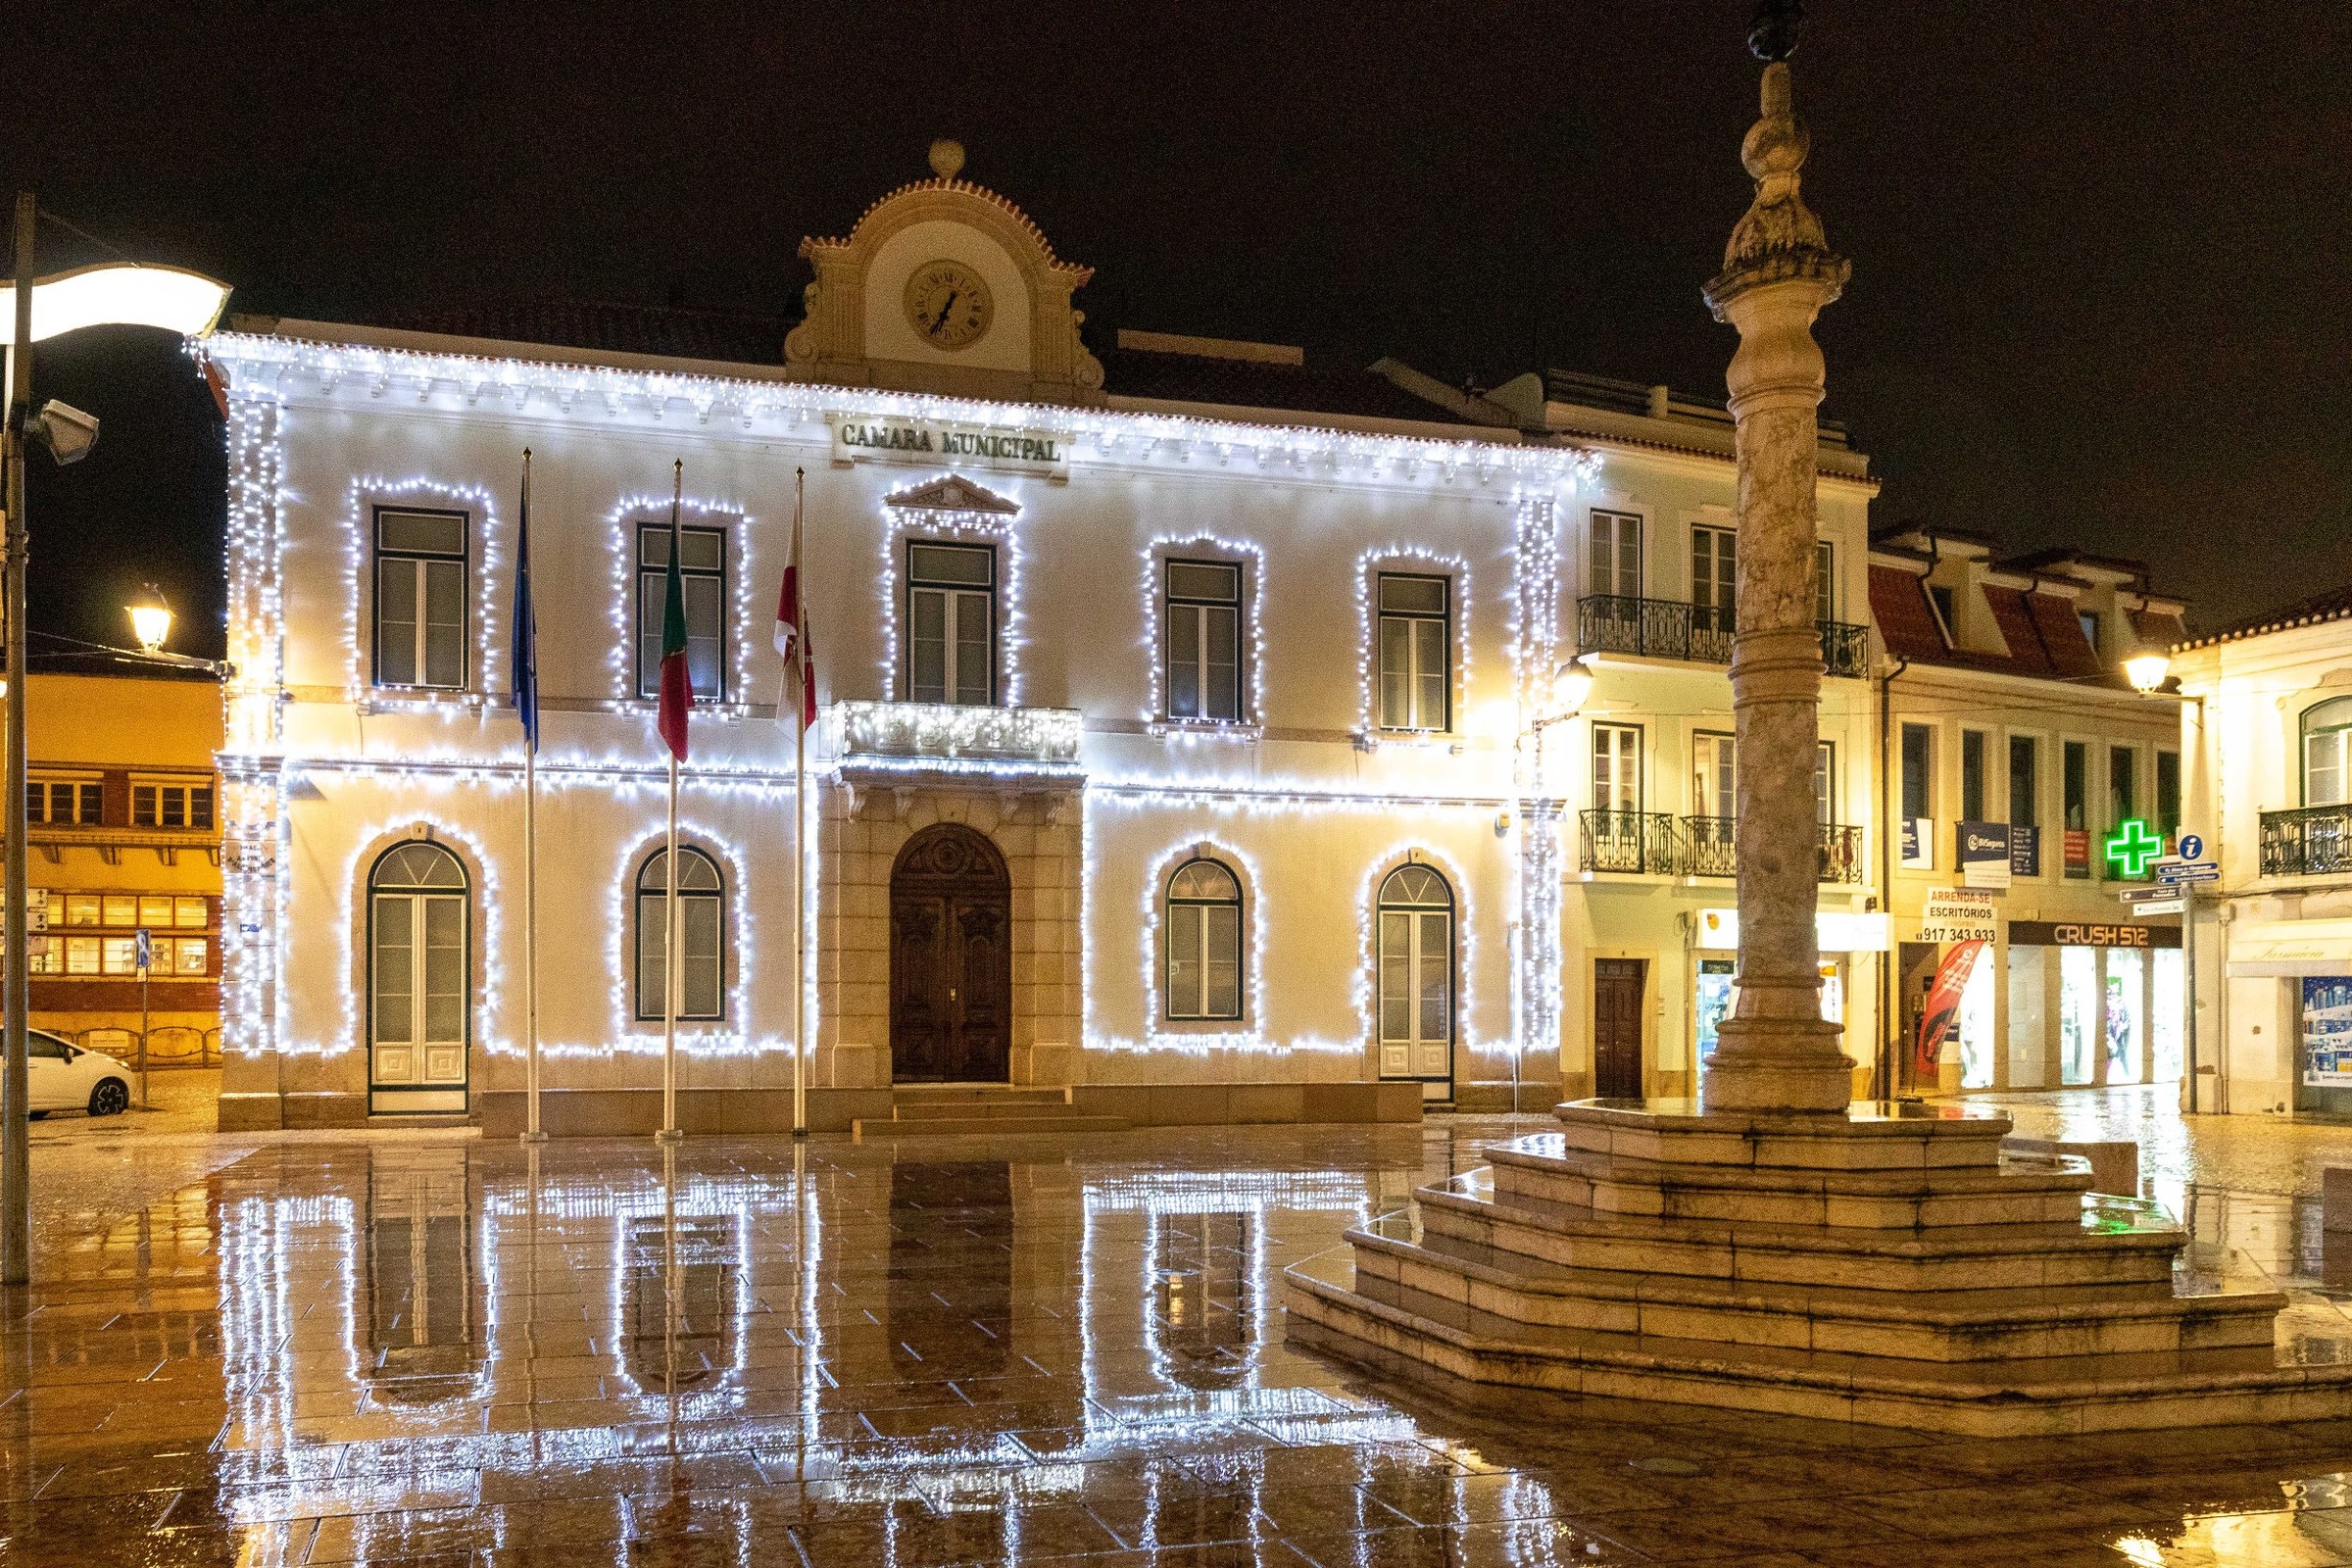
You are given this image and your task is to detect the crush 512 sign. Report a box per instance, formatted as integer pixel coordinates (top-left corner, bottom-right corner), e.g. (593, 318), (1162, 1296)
(832, 416), (1068, 474)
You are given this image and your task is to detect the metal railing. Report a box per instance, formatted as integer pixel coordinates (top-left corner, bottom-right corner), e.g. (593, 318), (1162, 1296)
(1579, 810), (1681, 874)
(60, 1024), (221, 1067)
(1586, 812), (1866, 881)
(2261, 805), (2352, 878)
(1575, 595), (1870, 678)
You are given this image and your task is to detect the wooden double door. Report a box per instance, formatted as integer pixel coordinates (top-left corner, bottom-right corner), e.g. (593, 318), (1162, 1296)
(889, 823), (1012, 1083)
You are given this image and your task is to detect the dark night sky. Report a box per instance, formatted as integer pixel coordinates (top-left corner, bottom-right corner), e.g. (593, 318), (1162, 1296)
(6, 1), (2348, 661)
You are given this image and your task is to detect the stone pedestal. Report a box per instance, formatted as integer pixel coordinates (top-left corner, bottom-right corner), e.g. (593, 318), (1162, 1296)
(1285, 1100), (2351, 1434)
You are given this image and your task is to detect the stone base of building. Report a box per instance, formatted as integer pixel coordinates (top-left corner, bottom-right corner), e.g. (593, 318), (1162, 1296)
(1283, 1097), (2352, 1435)
(220, 1081), (1425, 1135)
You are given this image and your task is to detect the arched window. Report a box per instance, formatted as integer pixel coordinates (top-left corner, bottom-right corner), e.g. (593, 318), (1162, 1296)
(368, 840), (470, 1110)
(635, 847), (724, 1021)
(1164, 858), (1243, 1021)
(1376, 863), (1453, 1082)
(2303, 697), (2352, 807)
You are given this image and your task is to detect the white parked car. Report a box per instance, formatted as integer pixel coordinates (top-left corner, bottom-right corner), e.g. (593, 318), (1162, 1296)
(27, 1031), (131, 1117)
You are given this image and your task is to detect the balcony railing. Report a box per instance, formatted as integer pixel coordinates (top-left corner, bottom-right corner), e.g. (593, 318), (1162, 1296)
(2261, 805), (2352, 878)
(1580, 810), (1681, 874)
(834, 701), (1083, 775)
(1584, 811), (1866, 881)
(1575, 595), (1870, 679)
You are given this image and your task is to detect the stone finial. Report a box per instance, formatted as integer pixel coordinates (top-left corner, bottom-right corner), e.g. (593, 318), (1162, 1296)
(928, 138), (966, 180)
(1703, 62), (1849, 318)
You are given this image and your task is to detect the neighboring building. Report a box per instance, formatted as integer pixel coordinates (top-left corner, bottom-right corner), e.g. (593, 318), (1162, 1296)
(20, 668), (224, 1056)
(1478, 371), (1884, 1100)
(1867, 530), (2188, 1099)
(2173, 580), (2352, 1115)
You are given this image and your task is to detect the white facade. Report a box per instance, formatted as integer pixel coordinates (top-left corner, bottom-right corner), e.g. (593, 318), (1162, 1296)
(202, 168), (1892, 1132)
(2174, 595), (2352, 1115)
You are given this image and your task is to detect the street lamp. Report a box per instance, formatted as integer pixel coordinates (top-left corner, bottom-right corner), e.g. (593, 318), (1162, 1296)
(1546, 658), (1595, 726)
(2125, 650), (2172, 695)
(127, 584), (172, 656)
(0, 196), (230, 1287)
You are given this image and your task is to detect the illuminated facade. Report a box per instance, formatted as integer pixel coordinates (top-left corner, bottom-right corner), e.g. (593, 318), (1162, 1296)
(202, 160), (1902, 1131)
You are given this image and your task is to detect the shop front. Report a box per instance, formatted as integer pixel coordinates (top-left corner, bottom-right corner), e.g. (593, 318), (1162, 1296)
(2225, 917), (2352, 1117)
(1688, 906), (1886, 1097)
(1997, 918), (2183, 1093)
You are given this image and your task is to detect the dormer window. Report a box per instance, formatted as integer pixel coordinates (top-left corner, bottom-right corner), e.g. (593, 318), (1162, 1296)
(1928, 584), (1957, 643)
(2078, 610), (2101, 654)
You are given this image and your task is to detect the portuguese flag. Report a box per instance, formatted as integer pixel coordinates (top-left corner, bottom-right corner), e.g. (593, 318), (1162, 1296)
(656, 499), (691, 761)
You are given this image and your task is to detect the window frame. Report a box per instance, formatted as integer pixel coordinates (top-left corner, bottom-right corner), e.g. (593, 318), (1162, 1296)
(1899, 721), (1936, 824)
(130, 776), (216, 831)
(370, 506), (470, 692)
(364, 840), (472, 1079)
(1161, 557), (1246, 724)
(634, 521), (731, 703)
(1587, 510), (1643, 601)
(1374, 862), (1456, 1081)
(1690, 729), (1738, 821)
(2300, 697), (2352, 808)
(1374, 571), (1453, 733)
(1815, 540), (1837, 624)
(1690, 524), (1737, 627)
(1161, 857), (1245, 1023)
(904, 539), (999, 707)
(2156, 748), (2181, 840)
(1592, 721), (1643, 814)
(632, 845), (727, 1023)
(1960, 728), (1990, 822)
(2063, 738), (2091, 879)
(26, 776), (102, 826)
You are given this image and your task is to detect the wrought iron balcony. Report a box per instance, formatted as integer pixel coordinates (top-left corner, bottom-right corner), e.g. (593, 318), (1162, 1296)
(1679, 816), (1867, 883)
(1575, 595), (1870, 679)
(1580, 809), (1681, 874)
(2261, 805), (2352, 878)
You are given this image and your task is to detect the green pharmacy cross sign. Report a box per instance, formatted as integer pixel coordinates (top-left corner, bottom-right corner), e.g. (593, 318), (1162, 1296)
(2104, 818), (2164, 879)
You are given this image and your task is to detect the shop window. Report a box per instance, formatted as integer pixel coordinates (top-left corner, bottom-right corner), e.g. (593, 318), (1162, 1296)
(2152, 949), (2183, 1083)
(1162, 858), (1244, 1021)
(374, 508), (468, 690)
(2106, 949), (2144, 1086)
(1375, 573), (1450, 732)
(634, 846), (724, 1021)
(1959, 955), (1995, 1090)
(174, 897), (209, 928)
(2060, 946), (2097, 1085)
(1163, 560), (1243, 723)
(637, 523), (727, 701)
(1694, 957), (1737, 1066)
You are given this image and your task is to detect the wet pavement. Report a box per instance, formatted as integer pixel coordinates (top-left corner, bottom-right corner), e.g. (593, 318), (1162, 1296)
(8, 1106), (2352, 1564)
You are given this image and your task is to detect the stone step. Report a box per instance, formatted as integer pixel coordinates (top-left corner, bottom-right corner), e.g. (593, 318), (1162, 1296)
(1489, 1134), (2092, 1230)
(1417, 1177), (2184, 1293)
(1552, 1099), (2014, 1175)
(889, 1096), (1074, 1120)
(1345, 1221), (2281, 1362)
(852, 1113), (1130, 1140)
(1282, 1247), (2352, 1438)
(888, 1084), (1072, 1106)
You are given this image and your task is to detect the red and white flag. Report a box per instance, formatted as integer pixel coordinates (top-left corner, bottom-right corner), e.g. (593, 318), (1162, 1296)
(774, 470), (816, 729)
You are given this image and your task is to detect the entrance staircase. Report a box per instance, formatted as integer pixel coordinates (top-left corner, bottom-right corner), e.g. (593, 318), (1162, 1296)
(852, 1084), (1130, 1141)
(1284, 1099), (2352, 1436)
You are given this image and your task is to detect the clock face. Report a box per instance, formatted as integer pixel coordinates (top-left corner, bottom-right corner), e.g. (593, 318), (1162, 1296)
(904, 262), (993, 351)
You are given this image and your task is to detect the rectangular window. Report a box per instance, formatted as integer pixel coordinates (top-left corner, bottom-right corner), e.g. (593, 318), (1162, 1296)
(1690, 525), (1736, 627)
(26, 780), (101, 825)
(2308, 726), (2350, 807)
(131, 781), (214, 831)
(1587, 511), (1642, 600)
(66, 936), (99, 975)
(1592, 723), (1642, 813)
(2064, 740), (2090, 879)
(2009, 735), (2040, 830)
(1163, 560), (1242, 722)
(137, 895), (173, 929)
(1375, 573), (1450, 732)
(1900, 723), (1934, 823)
(2156, 749), (2181, 839)
(174, 897), (209, 929)
(373, 508), (468, 689)
(636, 524), (727, 701)
(64, 894), (99, 928)
(101, 937), (137, 975)
(175, 937), (209, 976)
(2110, 745), (2138, 828)
(1691, 731), (1737, 820)
(906, 542), (996, 706)
(101, 895), (136, 928)
(1960, 730), (1988, 822)
(2079, 610), (2101, 655)
(1816, 541), (1836, 624)
(1815, 741), (1835, 827)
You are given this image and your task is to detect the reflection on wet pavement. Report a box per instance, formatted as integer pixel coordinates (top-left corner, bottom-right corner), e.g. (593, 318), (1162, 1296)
(6, 1116), (2352, 1565)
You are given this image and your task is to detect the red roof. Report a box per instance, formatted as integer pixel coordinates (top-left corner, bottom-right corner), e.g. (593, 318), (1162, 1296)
(1869, 565), (1948, 662)
(1871, 566), (2118, 683)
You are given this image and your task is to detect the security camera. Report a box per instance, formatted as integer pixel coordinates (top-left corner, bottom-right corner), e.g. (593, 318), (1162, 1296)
(29, 400), (99, 466)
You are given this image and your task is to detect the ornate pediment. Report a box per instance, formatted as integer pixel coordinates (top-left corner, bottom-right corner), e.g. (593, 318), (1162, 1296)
(884, 474), (1019, 515)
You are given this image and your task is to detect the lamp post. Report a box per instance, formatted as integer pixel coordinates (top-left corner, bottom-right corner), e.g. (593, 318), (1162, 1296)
(2124, 646), (2211, 1113)
(0, 196), (228, 1286)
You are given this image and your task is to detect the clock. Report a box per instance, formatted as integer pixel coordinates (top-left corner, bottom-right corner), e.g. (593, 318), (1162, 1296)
(904, 261), (993, 351)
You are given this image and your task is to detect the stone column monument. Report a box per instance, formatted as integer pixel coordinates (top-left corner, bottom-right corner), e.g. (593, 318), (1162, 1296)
(1698, 7), (1854, 1112)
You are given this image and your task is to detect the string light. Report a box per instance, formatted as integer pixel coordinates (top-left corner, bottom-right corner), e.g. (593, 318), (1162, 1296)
(340, 474), (504, 704)
(1136, 532), (1268, 733)
(1353, 544), (1473, 742)
(876, 481), (1028, 706)
(600, 490), (760, 708)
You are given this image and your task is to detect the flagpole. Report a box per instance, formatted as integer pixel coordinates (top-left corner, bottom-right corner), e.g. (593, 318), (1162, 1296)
(792, 467), (809, 1139)
(658, 460), (684, 1146)
(518, 449), (544, 1145)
